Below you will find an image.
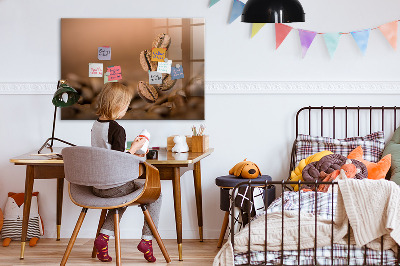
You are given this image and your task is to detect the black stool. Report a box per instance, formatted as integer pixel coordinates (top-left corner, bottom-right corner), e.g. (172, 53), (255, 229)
(215, 175), (275, 248)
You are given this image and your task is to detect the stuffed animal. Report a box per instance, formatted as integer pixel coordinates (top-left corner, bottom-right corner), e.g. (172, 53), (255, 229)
(229, 159), (261, 179)
(172, 135), (189, 153)
(1, 192), (44, 247)
(0, 208), (3, 232)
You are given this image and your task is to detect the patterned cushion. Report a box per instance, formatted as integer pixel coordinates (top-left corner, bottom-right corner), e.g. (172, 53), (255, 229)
(295, 131), (385, 166)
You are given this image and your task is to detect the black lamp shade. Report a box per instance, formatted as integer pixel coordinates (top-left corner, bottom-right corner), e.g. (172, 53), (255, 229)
(52, 84), (80, 107)
(242, 0), (305, 23)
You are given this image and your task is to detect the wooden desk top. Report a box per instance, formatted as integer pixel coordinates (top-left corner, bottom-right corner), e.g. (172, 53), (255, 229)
(10, 147), (214, 166)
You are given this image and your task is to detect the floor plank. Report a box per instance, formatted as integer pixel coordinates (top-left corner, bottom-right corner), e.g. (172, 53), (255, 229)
(0, 239), (221, 265)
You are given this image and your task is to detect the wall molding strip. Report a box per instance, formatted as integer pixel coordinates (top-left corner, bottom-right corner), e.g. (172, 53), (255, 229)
(0, 81), (400, 95)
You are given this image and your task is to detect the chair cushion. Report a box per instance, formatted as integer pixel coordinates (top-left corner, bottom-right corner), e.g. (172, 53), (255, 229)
(69, 180), (145, 208)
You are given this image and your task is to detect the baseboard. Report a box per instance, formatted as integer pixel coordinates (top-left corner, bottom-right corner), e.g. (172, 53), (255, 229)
(1, 81), (400, 94)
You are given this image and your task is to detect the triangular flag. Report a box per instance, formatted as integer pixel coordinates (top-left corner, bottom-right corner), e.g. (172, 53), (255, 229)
(298, 29), (317, 58)
(323, 33), (341, 58)
(378, 21), (398, 50)
(229, 0), (245, 24)
(351, 29), (370, 55)
(275, 23), (293, 49)
(209, 0), (220, 7)
(251, 23), (266, 38)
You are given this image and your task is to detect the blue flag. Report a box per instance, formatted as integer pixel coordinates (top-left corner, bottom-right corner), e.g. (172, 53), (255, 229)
(229, 0), (245, 23)
(351, 29), (370, 55)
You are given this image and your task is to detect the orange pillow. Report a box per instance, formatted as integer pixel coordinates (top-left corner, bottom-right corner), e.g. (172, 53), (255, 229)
(347, 146), (391, 180)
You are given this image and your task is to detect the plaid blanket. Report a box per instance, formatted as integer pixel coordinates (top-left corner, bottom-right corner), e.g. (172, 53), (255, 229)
(235, 244), (397, 265)
(234, 191), (397, 265)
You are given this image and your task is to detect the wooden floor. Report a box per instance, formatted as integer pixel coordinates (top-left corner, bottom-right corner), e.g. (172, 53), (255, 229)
(0, 239), (221, 265)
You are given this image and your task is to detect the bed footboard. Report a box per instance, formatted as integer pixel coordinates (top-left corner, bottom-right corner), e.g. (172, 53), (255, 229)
(230, 180), (400, 266)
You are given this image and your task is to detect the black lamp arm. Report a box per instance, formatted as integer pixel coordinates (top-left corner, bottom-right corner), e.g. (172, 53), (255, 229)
(37, 104), (75, 154)
(38, 137), (76, 154)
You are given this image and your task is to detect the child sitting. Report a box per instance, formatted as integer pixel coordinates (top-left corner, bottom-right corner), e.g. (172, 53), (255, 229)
(91, 82), (162, 263)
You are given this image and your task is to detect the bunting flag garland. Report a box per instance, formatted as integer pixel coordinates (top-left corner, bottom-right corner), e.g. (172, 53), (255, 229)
(229, 0), (245, 24)
(275, 23), (293, 49)
(251, 23), (266, 38)
(298, 30), (317, 58)
(208, 3), (400, 58)
(323, 33), (341, 58)
(209, 0), (220, 7)
(378, 21), (398, 50)
(351, 29), (370, 55)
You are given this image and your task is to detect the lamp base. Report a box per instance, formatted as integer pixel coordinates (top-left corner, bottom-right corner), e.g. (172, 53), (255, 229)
(38, 137), (76, 154)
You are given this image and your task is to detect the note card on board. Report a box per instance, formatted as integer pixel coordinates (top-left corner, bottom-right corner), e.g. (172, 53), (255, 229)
(106, 66), (122, 81)
(171, 65), (184, 80)
(89, 63), (103, 77)
(98, 46), (111, 60)
(149, 71), (162, 84)
(104, 72), (117, 84)
(151, 48), (166, 62)
(157, 60), (172, 74)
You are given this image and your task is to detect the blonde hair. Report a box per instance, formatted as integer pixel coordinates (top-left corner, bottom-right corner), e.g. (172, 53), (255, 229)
(96, 83), (132, 120)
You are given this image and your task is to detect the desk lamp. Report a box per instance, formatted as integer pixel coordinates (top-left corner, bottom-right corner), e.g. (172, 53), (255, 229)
(38, 80), (80, 154)
(241, 0), (305, 23)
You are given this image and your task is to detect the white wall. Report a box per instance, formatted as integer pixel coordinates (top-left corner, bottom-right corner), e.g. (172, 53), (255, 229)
(1, 0), (400, 240)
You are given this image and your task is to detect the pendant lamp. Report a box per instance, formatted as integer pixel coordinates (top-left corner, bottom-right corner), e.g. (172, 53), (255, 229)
(241, 0), (305, 23)
(38, 80), (80, 154)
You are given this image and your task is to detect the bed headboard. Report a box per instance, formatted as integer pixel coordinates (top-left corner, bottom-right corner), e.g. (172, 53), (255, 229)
(290, 106), (400, 179)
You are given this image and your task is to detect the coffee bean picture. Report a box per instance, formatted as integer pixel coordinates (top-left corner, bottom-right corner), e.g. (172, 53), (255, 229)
(61, 18), (204, 120)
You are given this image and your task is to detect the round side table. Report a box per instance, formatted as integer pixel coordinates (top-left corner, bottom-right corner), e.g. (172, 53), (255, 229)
(215, 175), (275, 248)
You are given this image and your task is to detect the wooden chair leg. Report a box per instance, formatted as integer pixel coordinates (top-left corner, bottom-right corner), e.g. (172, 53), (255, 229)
(91, 209), (108, 258)
(60, 208), (88, 266)
(114, 210), (121, 266)
(217, 211), (230, 248)
(141, 205), (171, 263)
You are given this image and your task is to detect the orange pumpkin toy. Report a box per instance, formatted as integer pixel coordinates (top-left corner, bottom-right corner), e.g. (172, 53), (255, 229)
(229, 159), (261, 179)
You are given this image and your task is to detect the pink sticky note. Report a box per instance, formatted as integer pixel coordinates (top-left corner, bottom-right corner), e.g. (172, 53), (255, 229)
(106, 66), (122, 81)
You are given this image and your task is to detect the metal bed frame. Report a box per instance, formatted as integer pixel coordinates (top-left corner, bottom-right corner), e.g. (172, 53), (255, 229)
(230, 106), (400, 266)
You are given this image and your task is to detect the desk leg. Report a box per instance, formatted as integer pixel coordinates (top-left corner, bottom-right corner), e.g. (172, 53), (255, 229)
(56, 178), (64, 241)
(193, 161), (203, 242)
(172, 167), (183, 261)
(20, 165), (34, 259)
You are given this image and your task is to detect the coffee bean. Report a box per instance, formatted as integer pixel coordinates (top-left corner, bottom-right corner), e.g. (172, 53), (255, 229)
(137, 81), (158, 103)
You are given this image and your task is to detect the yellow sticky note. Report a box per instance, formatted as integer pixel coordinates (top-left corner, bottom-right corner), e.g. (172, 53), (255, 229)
(151, 48), (166, 62)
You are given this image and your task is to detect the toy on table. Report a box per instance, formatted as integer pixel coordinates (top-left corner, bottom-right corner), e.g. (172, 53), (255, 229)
(1, 192), (44, 247)
(172, 135), (189, 153)
(229, 159), (261, 179)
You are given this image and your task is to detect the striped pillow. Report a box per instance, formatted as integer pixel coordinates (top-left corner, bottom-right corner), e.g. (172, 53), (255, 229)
(294, 131), (385, 167)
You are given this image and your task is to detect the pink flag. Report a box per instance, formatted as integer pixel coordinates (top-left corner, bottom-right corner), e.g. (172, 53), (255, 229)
(379, 21), (398, 50)
(275, 23), (293, 49)
(298, 29), (317, 58)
